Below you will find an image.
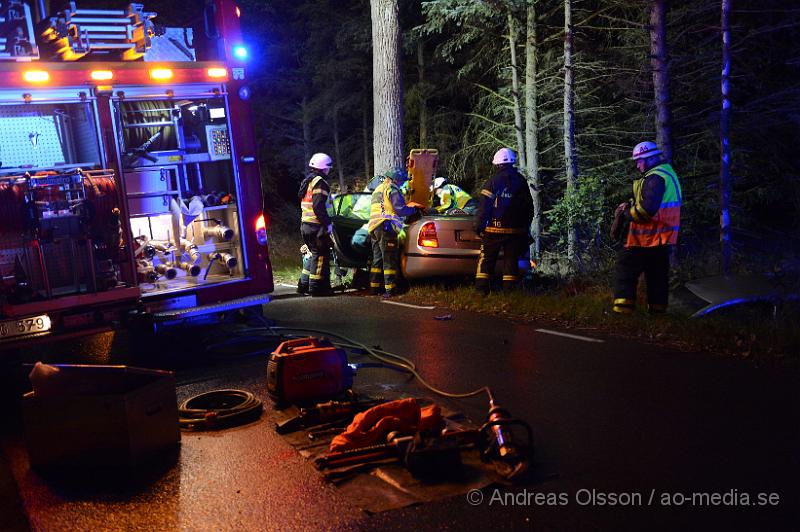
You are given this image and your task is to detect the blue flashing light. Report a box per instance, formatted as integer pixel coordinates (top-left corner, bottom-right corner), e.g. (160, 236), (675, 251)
(233, 45), (248, 60)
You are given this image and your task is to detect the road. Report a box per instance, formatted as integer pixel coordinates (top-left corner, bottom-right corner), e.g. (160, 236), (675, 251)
(1, 286), (798, 531)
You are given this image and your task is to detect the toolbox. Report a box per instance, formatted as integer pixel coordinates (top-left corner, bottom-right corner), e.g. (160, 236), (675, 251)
(267, 337), (352, 405)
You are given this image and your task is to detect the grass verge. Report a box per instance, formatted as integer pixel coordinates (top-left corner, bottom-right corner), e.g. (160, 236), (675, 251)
(267, 228), (303, 285)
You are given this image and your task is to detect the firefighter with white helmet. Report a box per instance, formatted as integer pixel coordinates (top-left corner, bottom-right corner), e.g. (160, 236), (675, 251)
(610, 141), (682, 314)
(297, 153), (335, 296)
(474, 148), (533, 295)
(492, 147), (516, 165)
(431, 177), (478, 214)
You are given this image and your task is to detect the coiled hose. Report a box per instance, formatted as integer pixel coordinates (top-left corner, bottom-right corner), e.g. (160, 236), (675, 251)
(178, 389), (263, 431)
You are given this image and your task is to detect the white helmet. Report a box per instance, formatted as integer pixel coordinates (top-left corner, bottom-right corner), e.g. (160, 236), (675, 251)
(431, 177), (447, 191)
(631, 141), (661, 161)
(492, 148), (516, 165)
(309, 153), (333, 172)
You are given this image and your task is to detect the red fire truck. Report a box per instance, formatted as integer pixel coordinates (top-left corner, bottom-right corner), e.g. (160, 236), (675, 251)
(0, 0), (274, 346)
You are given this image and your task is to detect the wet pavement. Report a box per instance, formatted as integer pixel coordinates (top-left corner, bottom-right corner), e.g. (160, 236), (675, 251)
(1, 287), (798, 531)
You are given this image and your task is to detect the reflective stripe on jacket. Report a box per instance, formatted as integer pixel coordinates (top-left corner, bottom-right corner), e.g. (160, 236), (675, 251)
(368, 179), (404, 232)
(626, 163), (682, 247)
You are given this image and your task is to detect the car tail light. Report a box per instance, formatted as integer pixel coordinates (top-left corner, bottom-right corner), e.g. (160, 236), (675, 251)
(255, 212), (268, 245)
(418, 222), (439, 248)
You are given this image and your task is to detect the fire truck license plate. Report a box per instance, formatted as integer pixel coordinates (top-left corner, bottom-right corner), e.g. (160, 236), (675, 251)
(0, 315), (51, 340)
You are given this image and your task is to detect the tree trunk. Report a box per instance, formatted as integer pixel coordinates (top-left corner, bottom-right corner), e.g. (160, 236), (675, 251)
(370, 0), (405, 175)
(333, 105), (345, 192)
(720, 0), (732, 275)
(525, 2), (541, 264)
(508, 13), (527, 171)
(650, 0), (672, 161)
(301, 96), (311, 170)
(417, 40), (428, 148)
(563, 0), (577, 264)
(362, 102), (372, 184)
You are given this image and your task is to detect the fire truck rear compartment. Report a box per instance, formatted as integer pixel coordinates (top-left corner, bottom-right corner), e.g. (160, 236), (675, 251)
(0, 87), (252, 336)
(0, 98), (124, 316)
(115, 94), (247, 298)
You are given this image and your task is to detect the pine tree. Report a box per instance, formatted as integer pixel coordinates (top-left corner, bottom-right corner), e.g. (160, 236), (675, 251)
(563, 0), (578, 265)
(371, 0), (405, 174)
(525, 1), (542, 264)
(649, 0), (672, 161)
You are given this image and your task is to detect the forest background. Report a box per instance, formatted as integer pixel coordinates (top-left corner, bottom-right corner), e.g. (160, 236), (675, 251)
(234, 0), (800, 282)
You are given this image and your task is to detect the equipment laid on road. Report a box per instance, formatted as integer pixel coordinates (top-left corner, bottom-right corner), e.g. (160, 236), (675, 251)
(311, 393), (532, 482)
(267, 337), (352, 405)
(328, 397), (443, 452)
(267, 327), (534, 482)
(178, 389), (263, 431)
(479, 391), (533, 480)
(275, 397), (384, 435)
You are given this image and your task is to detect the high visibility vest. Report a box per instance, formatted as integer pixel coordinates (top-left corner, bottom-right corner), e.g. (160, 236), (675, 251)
(368, 179), (403, 232)
(437, 185), (475, 212)
(300, 175), (330, 224)
(626, 163), (682, 247)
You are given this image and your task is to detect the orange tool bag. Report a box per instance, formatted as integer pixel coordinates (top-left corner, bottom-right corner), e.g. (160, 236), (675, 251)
(267, 337), (352, 405)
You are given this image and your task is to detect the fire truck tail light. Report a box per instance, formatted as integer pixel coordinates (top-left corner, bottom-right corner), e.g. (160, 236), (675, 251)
(207, 67), (227, 79)
(255, 213), (268, 245)
(418, 222), (439, 248)
(90, 70), (113, 81)
(23, 71), (50, 83)
(150, 68), (174, 80)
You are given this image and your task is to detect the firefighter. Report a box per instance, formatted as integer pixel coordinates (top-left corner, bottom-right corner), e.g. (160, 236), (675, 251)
(474, 148), (533, 295)
(612, 141), (682, 314)
(297, 153), (335, 296)
(368, 168), (421, 297)
(431, 177), (478, 214)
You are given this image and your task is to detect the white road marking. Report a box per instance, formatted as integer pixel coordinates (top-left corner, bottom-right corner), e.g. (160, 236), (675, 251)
(535, 328), (604, 343)
(278, 283), (298, 288)
(380, 300), (436, 310)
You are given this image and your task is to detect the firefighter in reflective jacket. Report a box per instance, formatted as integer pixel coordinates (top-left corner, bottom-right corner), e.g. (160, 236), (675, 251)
(368, 168), (420, 297)
(612, 141), (682, 314)
(432, 177), (478, 214)
(297, 153), (334, 296)
(474, 148), (533, 295)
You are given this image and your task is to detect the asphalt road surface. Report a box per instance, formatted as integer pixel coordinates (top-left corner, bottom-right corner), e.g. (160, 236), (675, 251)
(1, 286), (798, 531)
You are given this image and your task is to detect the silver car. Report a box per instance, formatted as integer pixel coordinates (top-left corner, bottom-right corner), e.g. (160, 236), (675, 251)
(330, 192), (515, 280)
